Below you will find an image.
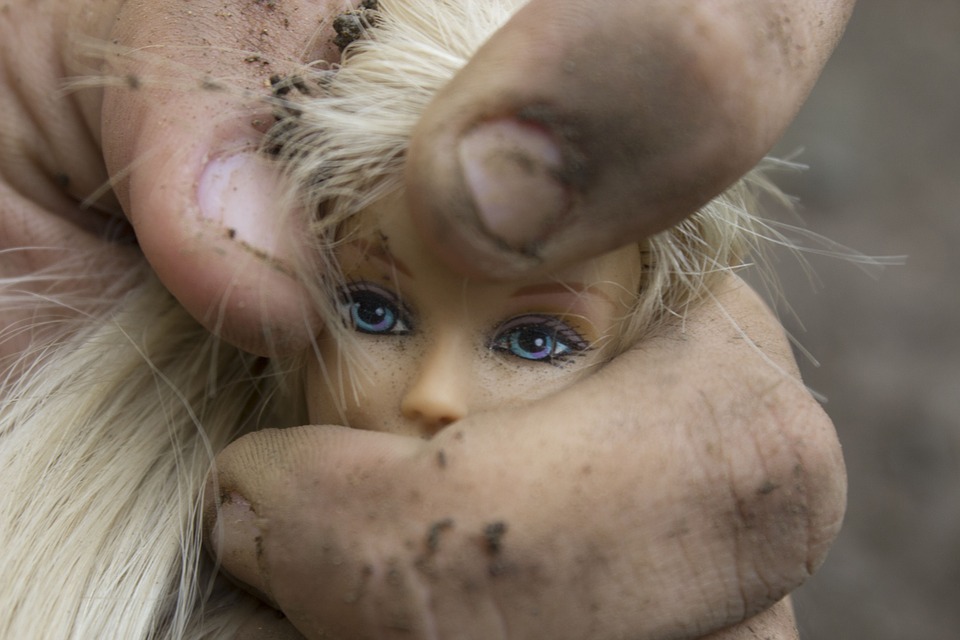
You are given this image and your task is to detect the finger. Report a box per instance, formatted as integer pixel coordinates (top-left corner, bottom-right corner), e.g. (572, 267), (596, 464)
(0, 177), (140, 367)
(207, 278), (845, 640)
(232, 598), (308, 640)
(0, 1), (143, 365)
(407, 0), (856, 279)
(208, 426), (429, 639)
(702, 598), (798, 640)
(97, 0), (347, 355)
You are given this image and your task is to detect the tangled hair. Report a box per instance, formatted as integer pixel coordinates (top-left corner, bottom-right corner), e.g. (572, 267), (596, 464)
(0, 0), (790, 637)
(0, 258), (304, 638)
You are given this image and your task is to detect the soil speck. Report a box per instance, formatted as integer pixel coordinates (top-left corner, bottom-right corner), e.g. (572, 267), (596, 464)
(483, 521), (507, 554)
(426, 518), (454, 553)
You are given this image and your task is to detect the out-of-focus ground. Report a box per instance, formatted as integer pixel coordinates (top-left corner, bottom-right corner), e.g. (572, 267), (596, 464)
(759, 2), (960, 638)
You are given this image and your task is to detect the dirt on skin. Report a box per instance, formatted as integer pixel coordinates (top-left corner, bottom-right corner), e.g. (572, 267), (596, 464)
(332, 0), (380, 51)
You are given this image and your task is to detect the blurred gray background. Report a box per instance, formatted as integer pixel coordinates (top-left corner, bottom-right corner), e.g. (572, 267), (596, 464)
(762, 2), (960, 638)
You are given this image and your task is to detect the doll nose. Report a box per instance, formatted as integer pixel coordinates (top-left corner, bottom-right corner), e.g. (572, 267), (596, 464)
(400, 336), (469, 435)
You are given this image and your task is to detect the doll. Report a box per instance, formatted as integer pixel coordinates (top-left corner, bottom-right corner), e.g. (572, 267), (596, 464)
(0, 0), (782, 637)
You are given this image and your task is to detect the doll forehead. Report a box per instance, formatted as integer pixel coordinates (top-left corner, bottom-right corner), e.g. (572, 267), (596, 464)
(343, 237), (412, 276)
(335, 195), (642, 303)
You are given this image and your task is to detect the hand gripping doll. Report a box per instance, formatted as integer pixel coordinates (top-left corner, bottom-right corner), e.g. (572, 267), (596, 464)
(0, 0), (785, 637)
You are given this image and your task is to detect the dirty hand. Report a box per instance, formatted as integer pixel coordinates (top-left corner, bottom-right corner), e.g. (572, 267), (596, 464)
(2, 0), (851, 637)
(1, 0), (854, 358)
(209, 278), (844, 639)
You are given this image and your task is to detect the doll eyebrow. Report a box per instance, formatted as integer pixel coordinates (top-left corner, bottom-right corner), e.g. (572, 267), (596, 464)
(509, 283), (614, 304)
(348, 239), (412, 277)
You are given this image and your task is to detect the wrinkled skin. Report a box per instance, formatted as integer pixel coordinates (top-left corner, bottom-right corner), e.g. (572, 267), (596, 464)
(231, 591), (802, 640)
(0, 0), (853, 638)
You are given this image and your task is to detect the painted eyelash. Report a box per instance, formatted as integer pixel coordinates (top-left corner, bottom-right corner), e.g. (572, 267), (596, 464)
(340, 280), (399, 301)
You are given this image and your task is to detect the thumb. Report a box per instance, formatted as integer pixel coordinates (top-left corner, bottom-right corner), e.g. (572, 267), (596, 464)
(205, 425), (427, 639)
(406, 0), (855, 279)
(99, 0), (344, 355)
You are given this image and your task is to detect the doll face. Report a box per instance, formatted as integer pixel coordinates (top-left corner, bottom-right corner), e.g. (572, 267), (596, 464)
(305, 193), (641, 438)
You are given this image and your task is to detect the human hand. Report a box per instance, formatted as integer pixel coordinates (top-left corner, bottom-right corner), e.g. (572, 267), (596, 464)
(0, 1), (145, 367)
(2, 1), (850, 636)
(207, 277), (845, 639)
(1, 0), (853, 357)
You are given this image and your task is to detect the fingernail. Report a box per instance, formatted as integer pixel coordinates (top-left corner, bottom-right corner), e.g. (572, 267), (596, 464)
(198, 152), (286, 257)
(458, 120), (569, 254)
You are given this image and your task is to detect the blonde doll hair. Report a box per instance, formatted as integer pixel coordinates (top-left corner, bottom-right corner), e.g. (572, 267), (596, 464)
(0, 261), (298, 638)
(1, 0), (786, 637)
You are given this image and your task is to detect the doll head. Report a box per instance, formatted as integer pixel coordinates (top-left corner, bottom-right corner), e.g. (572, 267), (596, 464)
(305, 191), (641, 436)
(270, 0), (769, 432)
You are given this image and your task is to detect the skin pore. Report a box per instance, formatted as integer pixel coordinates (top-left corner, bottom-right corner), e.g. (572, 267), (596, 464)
(306, 192), (641, 437)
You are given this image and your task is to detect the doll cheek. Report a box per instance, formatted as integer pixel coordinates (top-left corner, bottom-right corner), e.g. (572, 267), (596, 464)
(304, 350), (346, 426)
(466, 351), (589, 415)
(317, 337), (426, 434)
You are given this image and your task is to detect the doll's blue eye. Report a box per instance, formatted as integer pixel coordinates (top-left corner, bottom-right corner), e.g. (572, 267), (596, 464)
(338, 283), (412, 335)
(490, 316), (589, 363)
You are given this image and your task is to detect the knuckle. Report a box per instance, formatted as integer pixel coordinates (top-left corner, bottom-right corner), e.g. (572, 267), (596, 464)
(724, 386), (846, 603)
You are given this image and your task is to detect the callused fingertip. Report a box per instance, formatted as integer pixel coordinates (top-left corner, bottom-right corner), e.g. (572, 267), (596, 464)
(206, 490), (272, 600)
(457, 118), (571, 261)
